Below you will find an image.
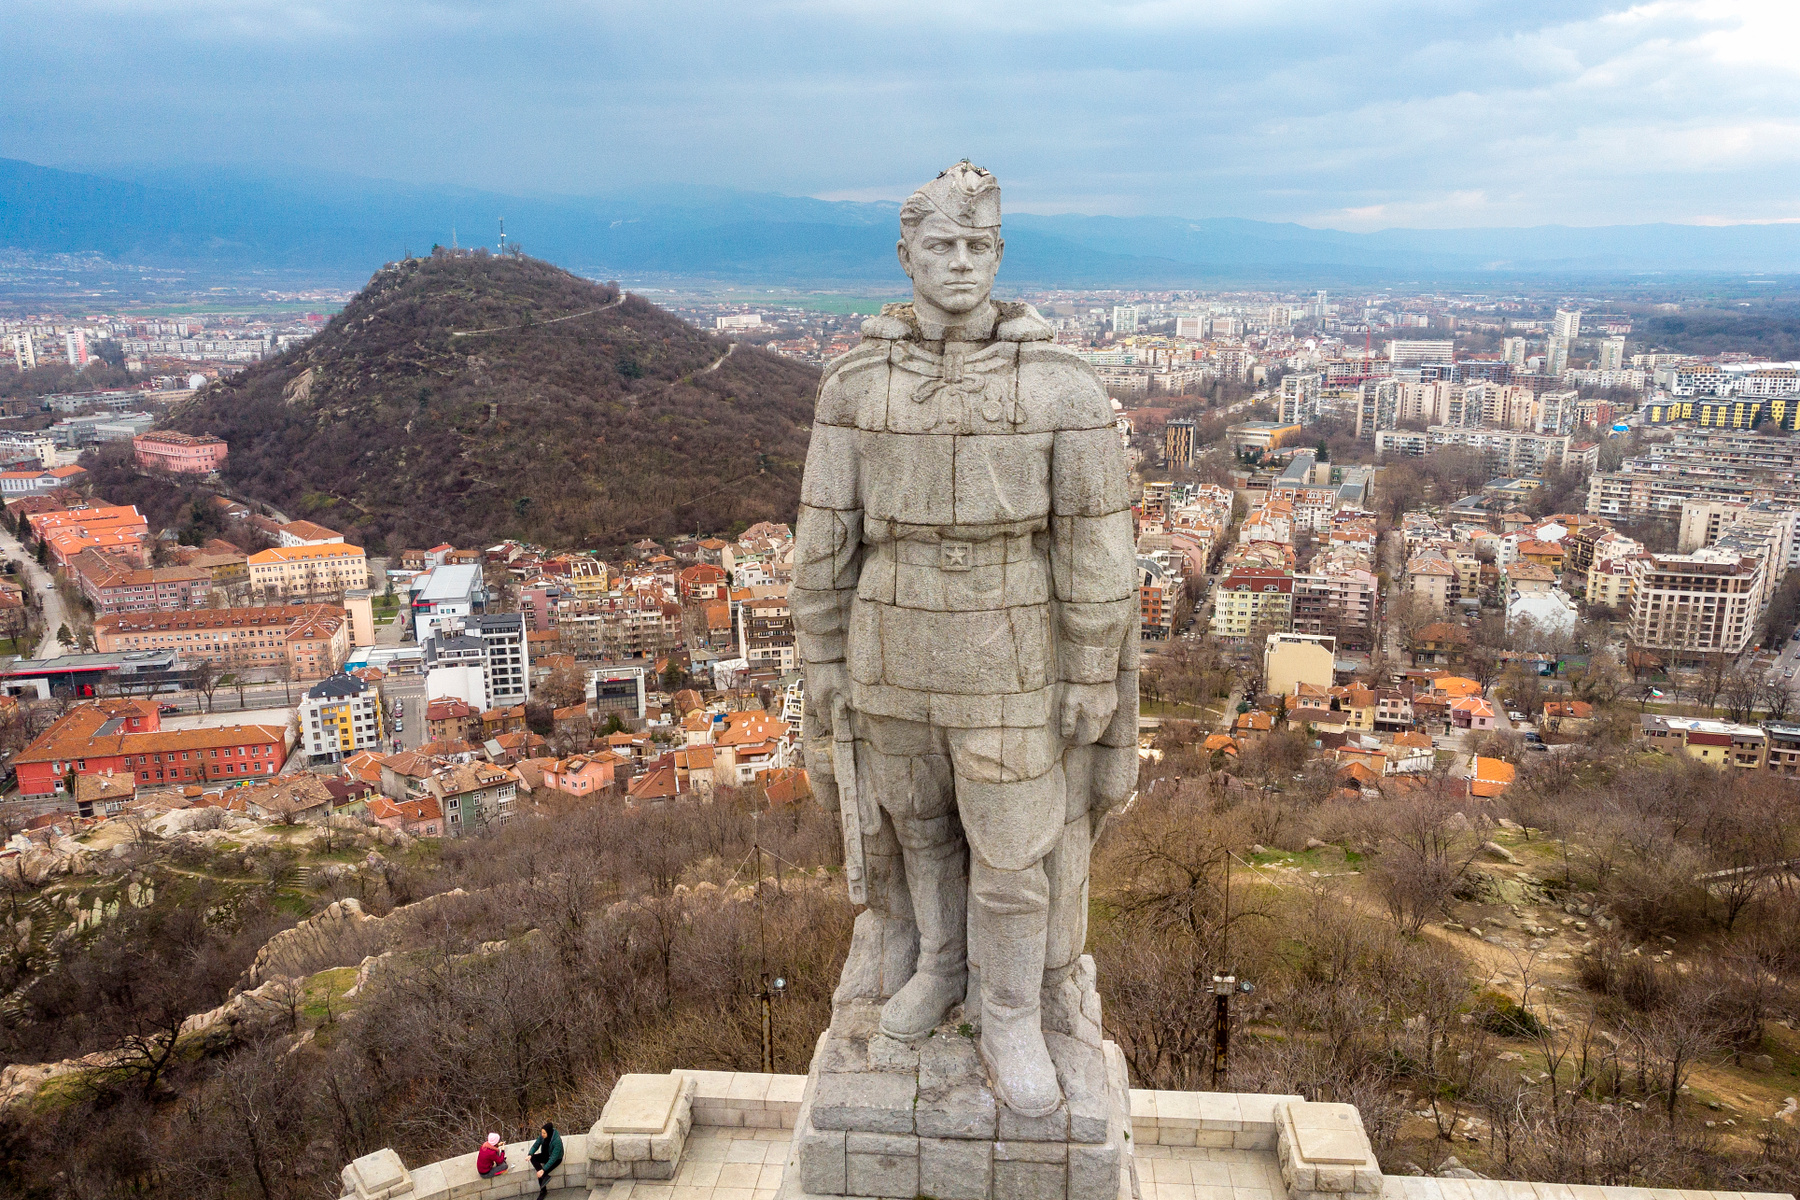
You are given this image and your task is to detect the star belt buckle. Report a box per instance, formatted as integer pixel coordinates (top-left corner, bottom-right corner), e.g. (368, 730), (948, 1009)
(939, 540), (972, 571)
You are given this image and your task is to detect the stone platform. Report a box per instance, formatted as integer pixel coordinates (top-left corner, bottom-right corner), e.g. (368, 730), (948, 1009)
(337, 1073), (1797, 1200)
(786, 997), (1133, 1200)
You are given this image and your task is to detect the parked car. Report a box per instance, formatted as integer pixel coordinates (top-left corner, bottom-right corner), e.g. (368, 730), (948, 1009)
(157, 703), (180, 715)
(1523, 731), (1543, 743)
(394, 720), (403, 732)
(1527, 743), (1549, 752)
(1507, 710), (1526, 722)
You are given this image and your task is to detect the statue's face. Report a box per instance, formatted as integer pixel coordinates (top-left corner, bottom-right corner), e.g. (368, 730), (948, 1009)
(898, 211), (1003, 316)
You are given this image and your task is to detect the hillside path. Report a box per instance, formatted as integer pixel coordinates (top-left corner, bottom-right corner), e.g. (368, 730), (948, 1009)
(448, 293), (627, 338)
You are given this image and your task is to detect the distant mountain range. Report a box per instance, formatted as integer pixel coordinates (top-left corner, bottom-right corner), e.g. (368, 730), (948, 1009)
(6, 156), (1800, 285)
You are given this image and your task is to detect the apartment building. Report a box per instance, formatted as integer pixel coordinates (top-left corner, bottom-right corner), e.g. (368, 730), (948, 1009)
(1278, 373), (1323, 424)
(422, 614), (531, 707)
(739, 588), (795, 673)
(13, 698), (286, 798)
(132, 430), (228, 473)
(1377, 427), (1573, 476)
(1626, 550), (1766, 659)
(1140, 558), (1179, 641)
(1587, 430), (1800, 519)
(94, 603), (351, 680)
(1291, 566), (1378, 652)
(248, 542), (369, 601)
(1210, 567), (1293, 638)
(298, 672), (383, 763)
(68, 550), (211, 614)
(1163, 418), (1196, 468)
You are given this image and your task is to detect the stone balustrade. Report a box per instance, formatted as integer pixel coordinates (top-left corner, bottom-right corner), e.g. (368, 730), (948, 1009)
(340, 1076), (1795, 1200)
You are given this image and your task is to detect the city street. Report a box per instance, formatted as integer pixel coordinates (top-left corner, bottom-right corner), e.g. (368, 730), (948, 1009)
(0, 521), (67, 659)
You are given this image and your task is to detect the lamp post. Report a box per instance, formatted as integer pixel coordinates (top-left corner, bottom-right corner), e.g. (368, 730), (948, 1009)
(1211, 846), (1256, 1089)
(752, 821), (787, 1072)
(759, 972), (787, 1073)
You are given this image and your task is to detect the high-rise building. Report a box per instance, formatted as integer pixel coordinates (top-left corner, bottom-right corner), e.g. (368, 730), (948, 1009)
(1313, 291), (1329, 320)
(1546, 337), (1570, 378)
(1208, 316), (1243, 340)
(1355, 379), (1399, 441)
(423, 613), (531, 709)
(1553, 309), (1583, 341)
(1598, 336), (1626, 371)
(1279, 372), (1323, 424)
(1268, 305), (1292, 331)
(1111, 306), (1139, 335)
(63, 331), (87, 367)
(1174, 316), (1204, 340)
(1164, 418), (1197, 468)
(11, 334), (35, 371)
(1626, 550), (1764, 660)
(1502, 337), (1527, 366)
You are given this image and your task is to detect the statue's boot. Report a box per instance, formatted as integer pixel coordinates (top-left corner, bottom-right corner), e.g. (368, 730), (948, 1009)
(975, 868), (1062, 1118)
(879, 839), (967, 1040)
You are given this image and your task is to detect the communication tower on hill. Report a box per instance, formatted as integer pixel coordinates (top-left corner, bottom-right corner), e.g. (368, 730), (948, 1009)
(498, 217), (506, 254)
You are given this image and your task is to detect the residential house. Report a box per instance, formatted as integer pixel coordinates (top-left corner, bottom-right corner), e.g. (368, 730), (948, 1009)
(1541, 700), (1595, 735)
(1450, 696), (1496, 731)
(1469, 756), (1516, 798)
(1410, 622), (1471, 668)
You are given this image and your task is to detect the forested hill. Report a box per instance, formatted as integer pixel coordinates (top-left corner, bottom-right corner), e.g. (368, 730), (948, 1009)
(163, 251), (819, 552)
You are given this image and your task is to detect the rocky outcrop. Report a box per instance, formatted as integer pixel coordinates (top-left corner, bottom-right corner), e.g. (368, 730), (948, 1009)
(243, 888), (469, 986)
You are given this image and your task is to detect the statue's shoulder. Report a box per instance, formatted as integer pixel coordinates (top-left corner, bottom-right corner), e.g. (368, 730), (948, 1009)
(995, 301), (1054, 342)
(818, 335), (891, 427)
(1015, 333), (1111, 432)
(859, 302), (917, 342)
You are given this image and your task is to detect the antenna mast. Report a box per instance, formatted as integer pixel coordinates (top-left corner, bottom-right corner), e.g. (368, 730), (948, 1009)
(499, 217), (507, 254)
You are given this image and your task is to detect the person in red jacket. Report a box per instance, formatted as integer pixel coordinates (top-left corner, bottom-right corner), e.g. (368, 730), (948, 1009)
(477, 1133), (508, 1177)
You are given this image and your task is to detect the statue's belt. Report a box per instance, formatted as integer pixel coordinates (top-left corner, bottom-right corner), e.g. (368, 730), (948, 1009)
(882, 536), (1036, 570)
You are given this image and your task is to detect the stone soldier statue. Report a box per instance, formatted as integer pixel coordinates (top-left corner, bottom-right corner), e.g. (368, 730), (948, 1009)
(794, 161), (1138, 1118)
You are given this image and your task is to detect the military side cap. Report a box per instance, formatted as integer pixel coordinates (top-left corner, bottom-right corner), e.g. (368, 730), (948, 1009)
(913, 160), (1001, 228)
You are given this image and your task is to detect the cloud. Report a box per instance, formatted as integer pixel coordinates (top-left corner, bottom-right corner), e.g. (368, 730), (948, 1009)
(3, 0), (1799, 228)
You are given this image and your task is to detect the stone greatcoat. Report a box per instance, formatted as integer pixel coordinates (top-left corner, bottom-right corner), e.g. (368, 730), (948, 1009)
(792, 300), (1138, 878)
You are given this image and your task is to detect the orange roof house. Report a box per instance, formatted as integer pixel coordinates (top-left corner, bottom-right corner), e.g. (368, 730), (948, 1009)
(1234, 709), (1274, 734)
(1470, 756), (1516, 798)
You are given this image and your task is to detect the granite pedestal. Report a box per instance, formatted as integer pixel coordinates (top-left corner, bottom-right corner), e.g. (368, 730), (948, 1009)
(784, 980), (1136, 1200)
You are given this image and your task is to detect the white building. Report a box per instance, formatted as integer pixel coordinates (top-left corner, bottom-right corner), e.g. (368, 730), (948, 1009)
(1388, 340), (1454, 367)
(0, 432), (58, 468)
(297, 673), (383, 763)
(1278, 372), (1323, 424)
(1507, 588), (1578, 645)
(1553, 309), (1582, 341)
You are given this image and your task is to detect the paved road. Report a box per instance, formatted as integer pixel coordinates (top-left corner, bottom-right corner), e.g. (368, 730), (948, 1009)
(385, 675), (426, 752)
(0, 522), (66, 659)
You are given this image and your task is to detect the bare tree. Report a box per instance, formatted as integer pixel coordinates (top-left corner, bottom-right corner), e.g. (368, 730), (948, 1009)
(1364, 769), (1482, 935)
(190, 658), (221, 713)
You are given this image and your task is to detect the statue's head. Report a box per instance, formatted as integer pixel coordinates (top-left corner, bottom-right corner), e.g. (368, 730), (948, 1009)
(897, 161), (1003, 319)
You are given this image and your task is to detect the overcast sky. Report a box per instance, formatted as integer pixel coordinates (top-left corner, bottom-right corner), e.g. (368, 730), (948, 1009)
(6, 0), (1799, 230)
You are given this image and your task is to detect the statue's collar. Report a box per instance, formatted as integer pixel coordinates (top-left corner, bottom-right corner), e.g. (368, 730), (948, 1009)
(860, 300), (1054, 346)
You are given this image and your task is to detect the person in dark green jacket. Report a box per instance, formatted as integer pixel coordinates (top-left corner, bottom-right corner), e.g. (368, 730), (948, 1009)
(528, 1122), (563, 1199)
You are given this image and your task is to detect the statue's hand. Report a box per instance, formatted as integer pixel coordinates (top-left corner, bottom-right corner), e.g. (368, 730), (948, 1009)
(807, 661), (850, 734)
(1060, 682), (1118, 746)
